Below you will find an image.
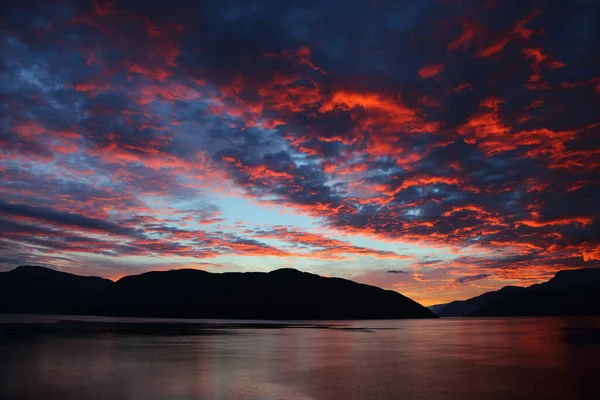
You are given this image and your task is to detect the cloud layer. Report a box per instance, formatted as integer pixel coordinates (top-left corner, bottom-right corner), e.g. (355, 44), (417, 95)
(1, 0), (599, 303)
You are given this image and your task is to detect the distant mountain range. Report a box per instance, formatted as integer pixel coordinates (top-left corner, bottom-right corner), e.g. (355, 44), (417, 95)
(0, 266), (436, 320)
(431, 268), (600, 317)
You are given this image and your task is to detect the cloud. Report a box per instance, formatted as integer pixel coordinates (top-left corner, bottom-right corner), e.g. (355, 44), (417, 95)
(0, 200), (138, 237)
(417, 64), (444, 79)
(1, 0), (599, 293)
(455, 273), (492, 284)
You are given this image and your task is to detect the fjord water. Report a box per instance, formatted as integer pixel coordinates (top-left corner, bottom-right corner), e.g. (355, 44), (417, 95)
(1, 315), (599, 400)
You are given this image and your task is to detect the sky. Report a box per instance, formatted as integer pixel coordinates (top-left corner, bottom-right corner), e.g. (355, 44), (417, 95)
(1, 0), (599, 306)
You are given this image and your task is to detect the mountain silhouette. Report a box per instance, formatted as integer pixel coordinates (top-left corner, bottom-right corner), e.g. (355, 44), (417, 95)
(429, 286), (524, 317)
(431, 268), (600, 317)
(0, 265), (113, 315)
(0, 266), (436, 320)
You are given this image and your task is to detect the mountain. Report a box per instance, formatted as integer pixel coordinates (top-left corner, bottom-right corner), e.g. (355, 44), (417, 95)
(429, 286), (524, 317)
(431, 268), (600, 317)
(0, 266), (436, 320)
(0, 265), (114, 315)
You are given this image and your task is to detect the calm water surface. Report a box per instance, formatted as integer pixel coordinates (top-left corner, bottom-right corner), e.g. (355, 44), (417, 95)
(1, 315), (599, 400)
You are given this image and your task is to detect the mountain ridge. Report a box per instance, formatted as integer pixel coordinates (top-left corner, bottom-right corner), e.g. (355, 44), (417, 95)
(0, 265), (436, 320)
(431, 267), (600, 317)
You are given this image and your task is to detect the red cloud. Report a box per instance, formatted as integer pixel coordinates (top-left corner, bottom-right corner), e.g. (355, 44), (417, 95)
(562, 77), (600, 94)
(447, 19), (481, 51)
(417, 64), (445, 79)
(319, 90), (438, 134)
(265, 45), (326, 75)
(449, 82), (473, 94)
(477, 10), (540, 58)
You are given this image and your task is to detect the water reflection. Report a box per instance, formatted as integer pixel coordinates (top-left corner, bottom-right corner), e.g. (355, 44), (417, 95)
(1, 315), (599, 399)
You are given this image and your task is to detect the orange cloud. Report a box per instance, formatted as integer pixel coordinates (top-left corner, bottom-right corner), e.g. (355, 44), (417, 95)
(519, 217), (593, 228)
